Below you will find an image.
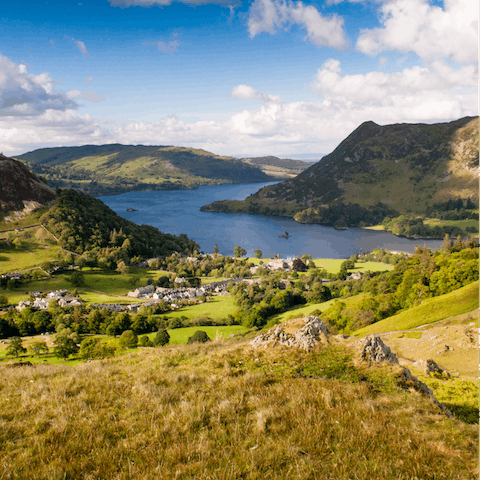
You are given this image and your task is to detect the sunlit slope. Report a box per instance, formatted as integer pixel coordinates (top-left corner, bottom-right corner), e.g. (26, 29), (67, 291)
(354, 280), (479, 336)
(16, 145), (308, 196)
(202, 117), (479, 218)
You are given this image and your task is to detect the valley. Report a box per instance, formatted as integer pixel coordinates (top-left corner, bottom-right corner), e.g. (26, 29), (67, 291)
(0, 120), (478, 479)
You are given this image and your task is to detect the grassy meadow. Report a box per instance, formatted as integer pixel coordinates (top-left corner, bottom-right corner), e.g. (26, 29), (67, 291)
(0, 338), (477, 480)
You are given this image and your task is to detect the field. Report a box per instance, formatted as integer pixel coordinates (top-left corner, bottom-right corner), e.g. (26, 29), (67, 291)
(162, 325), (247, 344)
(424, 217), (479, 235)
(247, 257), (394, 274)
(0, 337), (477, 479)
(165, 295), (237, 320)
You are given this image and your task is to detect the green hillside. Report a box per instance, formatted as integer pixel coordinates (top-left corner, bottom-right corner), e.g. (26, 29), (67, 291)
(354, 280), (479, 336)
(201, 117), (479, 235)
(15, 145), (305, 196)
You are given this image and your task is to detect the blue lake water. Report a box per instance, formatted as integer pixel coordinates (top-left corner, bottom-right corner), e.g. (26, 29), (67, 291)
(99, 182), (443, 259)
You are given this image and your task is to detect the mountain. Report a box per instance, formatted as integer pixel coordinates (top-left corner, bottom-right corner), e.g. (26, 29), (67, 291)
(201, 117), (479, 224)
(0, 153), (56, 217)
(239, 156), (311, 178)
(15, 145), (303, 196)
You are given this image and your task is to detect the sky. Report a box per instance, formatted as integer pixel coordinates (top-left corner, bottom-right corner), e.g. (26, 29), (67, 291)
(0, 0), (478, 158)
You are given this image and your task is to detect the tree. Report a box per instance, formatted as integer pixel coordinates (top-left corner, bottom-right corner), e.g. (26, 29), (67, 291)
(6, 337), (27, 357)
(32, 310), (53, 333)
(153, 328), (170, 347)
(119, 330), (138, 348)
(54, 335), (79, 360)
(79, 337), (115, 359)
(213, 244), (219, 254)
(187, 330), (211, 344)
(453, 234), (464, 252)
(442, 234), (452, 254)
(233, 246), (247, 258)
(254, 249), (263, 259)
(68, 271), (85, 287)
(29, 341), (49, 357)
(116, 261), (130, 275)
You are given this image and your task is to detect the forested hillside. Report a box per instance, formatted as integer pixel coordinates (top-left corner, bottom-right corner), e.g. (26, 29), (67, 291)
(40, 189), (199, 261)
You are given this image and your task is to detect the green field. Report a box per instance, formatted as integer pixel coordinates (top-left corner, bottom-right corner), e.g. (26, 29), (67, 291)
(165, 295), (237, 320)
(424, 217), (479, 235)
(164, 325), (247, 344)
(247, 257), (394, 274)
(354, 280), (479, 336)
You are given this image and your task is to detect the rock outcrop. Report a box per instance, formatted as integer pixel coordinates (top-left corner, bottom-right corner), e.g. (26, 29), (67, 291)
(358, 335), (452, 417)
(250, 316), (329, 351)
(359, 335), (399, 364)
(413, 359), (450, 377)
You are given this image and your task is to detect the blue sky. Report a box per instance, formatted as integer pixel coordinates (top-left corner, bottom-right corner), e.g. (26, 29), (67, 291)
(0, 0), (478, 157)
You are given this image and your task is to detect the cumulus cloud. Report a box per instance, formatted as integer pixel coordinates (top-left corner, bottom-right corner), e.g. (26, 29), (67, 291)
(247, 0), (349, 50)
(0, 54), (78, 116)
(69, 38), (89, 59)
(356, 0), (478, 64)
(308, 58), (477, 120)
(83, 76), (94, 84)
(1, 109), (110, 156)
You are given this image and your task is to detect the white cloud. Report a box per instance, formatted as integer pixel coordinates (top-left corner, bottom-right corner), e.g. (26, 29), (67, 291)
(247, 0), (349, 49)
(230, 84), (281, 103)
(356, 0), (478, 64)
(83, 76), (94, 84)
(69, 38), (89, 59)
(1, 109), (110, 156)
(49, 39), (56, 47)
(308, 58), (477, 119)
(0, 54), (78, 116)
(67, 89), (107, 103)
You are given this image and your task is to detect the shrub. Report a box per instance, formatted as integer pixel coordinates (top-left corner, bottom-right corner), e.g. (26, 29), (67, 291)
(119, 330), (138, 348)
(168, 317), (183, 329)
(187, 330), (211, 344)
(139, 335), (153, 347)
(153, 329), (170, 347)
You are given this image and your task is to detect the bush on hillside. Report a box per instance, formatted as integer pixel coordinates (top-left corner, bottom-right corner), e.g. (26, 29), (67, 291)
(153, 328), (170, 347)
(119, 330), (138, 348)
(187, 331), (211, 344)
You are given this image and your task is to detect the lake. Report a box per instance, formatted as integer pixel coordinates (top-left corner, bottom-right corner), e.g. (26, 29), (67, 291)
(99, 182), (443, 259)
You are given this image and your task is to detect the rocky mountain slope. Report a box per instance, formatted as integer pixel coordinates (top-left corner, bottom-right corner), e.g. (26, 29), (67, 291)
(202, 117), (479, 222)
(0, 154), (56, 217)
(15, 145), (307, 196)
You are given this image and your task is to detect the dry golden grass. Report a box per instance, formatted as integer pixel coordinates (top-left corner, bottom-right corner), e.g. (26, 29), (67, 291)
(0, 338), (477, 479)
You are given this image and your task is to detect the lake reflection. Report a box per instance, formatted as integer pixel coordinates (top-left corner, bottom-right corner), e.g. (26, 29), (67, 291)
(99, 182), (443, 259)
